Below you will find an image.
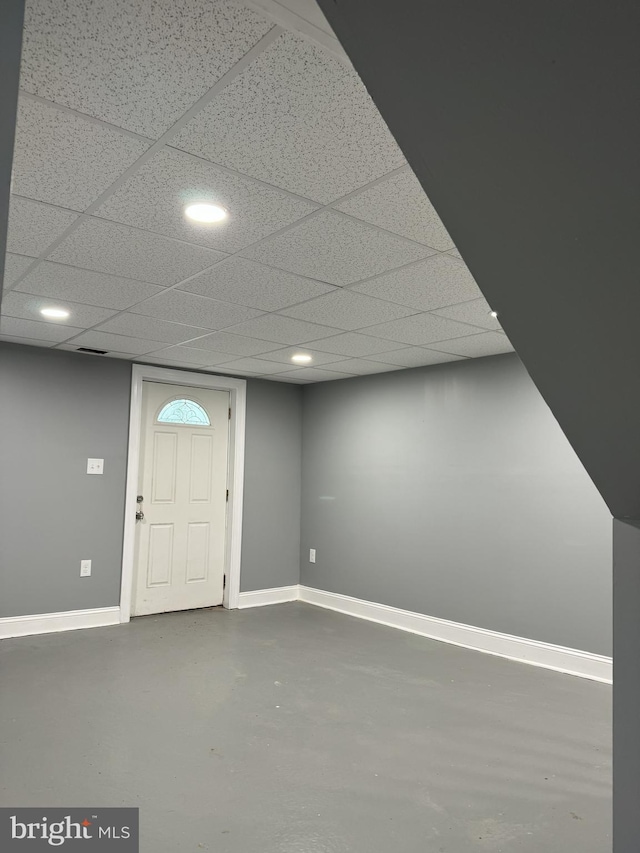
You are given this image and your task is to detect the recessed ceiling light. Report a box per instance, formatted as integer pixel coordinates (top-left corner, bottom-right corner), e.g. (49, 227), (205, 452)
(291, 353), (312, 364)
(41, 307), (70, 320)
(489, 310), (499, 319)
(184, 202), (227, 223)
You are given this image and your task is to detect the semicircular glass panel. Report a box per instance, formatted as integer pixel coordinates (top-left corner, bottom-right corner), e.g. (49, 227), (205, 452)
(156, 398), (210, 426)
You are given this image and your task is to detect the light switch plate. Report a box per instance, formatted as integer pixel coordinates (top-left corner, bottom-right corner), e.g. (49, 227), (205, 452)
(80, 559), (92, 577)
(309, 549), (316, 563)
(87, 458), (104, 475)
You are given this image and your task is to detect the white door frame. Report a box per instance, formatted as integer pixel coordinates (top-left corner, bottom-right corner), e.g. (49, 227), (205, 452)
(119, 364), (247, 621)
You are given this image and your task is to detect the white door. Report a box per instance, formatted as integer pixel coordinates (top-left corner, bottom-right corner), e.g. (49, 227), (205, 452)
(132, 382), (230, 616)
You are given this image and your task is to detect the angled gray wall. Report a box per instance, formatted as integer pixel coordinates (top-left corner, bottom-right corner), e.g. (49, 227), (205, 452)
(317, 0), (640, 521)
(0, 343), (302, 617)
(301, 354), (612, 655)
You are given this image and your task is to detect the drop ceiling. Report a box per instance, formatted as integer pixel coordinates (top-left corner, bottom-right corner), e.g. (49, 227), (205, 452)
(0, 0), (512, 383)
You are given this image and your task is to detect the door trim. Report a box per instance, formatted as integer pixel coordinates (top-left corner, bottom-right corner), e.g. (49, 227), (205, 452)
(119, 365), (247, 621)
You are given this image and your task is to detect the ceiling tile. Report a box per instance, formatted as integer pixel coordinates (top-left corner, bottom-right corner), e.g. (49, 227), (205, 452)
(254, 346), (345, 366)
(95, 313), (209, 344)
(187, 331), (275, 356)
(0, 334), (56, 348)
(2, 254), (36, 289)
(215, 357), (294, 375)
(448, 248), (463, 259)
(179, 256), (335, 310)
(14, 261), (165, 310)
(131, 289), (262, 330)
(276, 367), (356, 382)
(221, 314), (341, 344)
(213, 366), (262, 377)
(0, 316), (83, 342)
(279, 289), (416, 330)
(148, 345), (233, 366)
(305, 331), (409, 357)
(49, 218), (225, 285)
(67, 331), (163, 354)
(13, 97), (150, 211)
(432, 297), (502, 331)
(327, 358), (401, 375)
(350, 254), (482, 311)
(171, 31), (405, 204)
(21, 0), (272, 137)
(427, 332), (515, 358)
(136, 356), (213, 371)
(95, 148), (318, 253)
(7, 198), (78, 257)
(262, 375), (310, 384)
(1, 292), (117, 328)
(363, 313), (482, 346)
(241, 210), (433, 285)
(334, 169), (454, 250)
(366, 347), (465, 367)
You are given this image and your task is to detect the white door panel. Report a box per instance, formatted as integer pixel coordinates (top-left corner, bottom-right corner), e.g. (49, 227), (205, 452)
(133, 382), (229, 616)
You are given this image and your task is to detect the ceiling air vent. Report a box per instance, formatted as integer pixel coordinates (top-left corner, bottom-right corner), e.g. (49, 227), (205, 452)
(76, 347), (108, 355)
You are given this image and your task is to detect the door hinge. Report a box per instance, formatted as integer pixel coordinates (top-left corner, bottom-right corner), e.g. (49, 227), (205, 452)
(226, 489), (229, 502)
(228, 407), (231, 420)
(223, 574), (226, 590)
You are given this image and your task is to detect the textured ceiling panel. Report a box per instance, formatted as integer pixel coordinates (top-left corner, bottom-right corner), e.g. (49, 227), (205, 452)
(172, 31), (405, 203)
(427, 332), (514, 358)
(7, 199), (77, 258)
(366, 347), (465, 367)
(185, 330), (276, 356)
(0, 315), (83, 342)
(95, 148), (318, 253)
(334, 168), (454, 251)
(325, 358), (401, 375)
(363, 312), (483, 346)
(13, 261), (165, 310)
(241, 210), (433, 285)
(280, 289), (416, 330)
(13, 98), (150, 211)
(305, 331), (408, 357)
(1, 291), (116, 328)
(67, 330), (163, 355)
(146, 345), (233, 366)
(48, 219), (225, 285)
(130, 289), (262, 330)
(253, 345), (344, 365)
(276, 366), (356, 381)
(178, 256), (335, 310)
(95, 313), (209, 345)
(349, 254), (482, 311)
(2, 254), (36, 289)
(20, 0), (272, 137)
(222, 313), (342, 344)
(214, 356), (295, 374)
(432, 297), (502, 331)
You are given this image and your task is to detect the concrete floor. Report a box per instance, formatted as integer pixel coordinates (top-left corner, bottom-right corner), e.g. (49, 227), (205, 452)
(0, 603), (610, 852)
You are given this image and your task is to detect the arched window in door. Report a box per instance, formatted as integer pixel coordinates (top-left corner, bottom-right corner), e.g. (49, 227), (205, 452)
(156, 398), (211, 426)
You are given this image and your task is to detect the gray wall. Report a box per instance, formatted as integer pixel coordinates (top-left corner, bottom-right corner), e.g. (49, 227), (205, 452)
(0, 343), (131, 616)
(0, 343), (302, 617)
(300, 353), (612, 655)
(240, 378), (302, 592)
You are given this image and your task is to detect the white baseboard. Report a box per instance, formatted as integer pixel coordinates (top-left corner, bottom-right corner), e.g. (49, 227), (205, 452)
(237, 585), (300, 609)
(298, 586), (612, 684)
(0, 606), (121, 640)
